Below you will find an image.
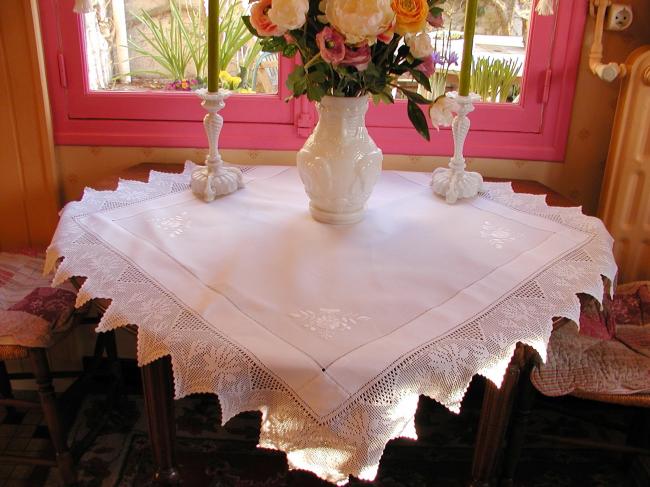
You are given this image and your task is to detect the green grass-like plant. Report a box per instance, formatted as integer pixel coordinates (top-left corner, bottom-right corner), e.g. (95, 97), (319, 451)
(470, 57), (522, 103)
(125, 0), (259, 86)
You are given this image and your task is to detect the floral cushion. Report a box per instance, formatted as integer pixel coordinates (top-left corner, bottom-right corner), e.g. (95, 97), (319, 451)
(576, 292), (615, 340)
(0, 252), (77, 349)
(532, 281), (650, 397)
(612, 281), (650, 358)
(610, 281), (650, 325)
(531, 322), (650, 396)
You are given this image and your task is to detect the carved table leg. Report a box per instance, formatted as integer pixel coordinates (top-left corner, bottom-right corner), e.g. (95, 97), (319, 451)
(29, 349), (76, 485)
(0, 361), (16, 416)
(468, 345), (525, 487)
(141, 356), (181, 485)
(500, 363), (537, 487)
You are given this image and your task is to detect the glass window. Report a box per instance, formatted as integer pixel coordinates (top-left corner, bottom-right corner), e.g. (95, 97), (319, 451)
(40, 0), (586, 160)
(395, 0), (532, 104)
(82, 0), (278, 94)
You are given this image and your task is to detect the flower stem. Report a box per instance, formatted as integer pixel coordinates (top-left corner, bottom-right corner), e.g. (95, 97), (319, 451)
(304, 52), (322, 70)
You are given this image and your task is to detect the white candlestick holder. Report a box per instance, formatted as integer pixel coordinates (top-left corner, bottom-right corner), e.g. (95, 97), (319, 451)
(191, 89), (244, 202)
(431, 93), (483, 204)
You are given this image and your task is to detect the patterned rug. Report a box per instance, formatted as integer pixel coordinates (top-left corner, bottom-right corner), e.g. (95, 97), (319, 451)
(1, 379), (647, 486)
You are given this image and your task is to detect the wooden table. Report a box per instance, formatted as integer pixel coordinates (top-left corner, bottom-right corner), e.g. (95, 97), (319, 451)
(92, 163), (575, 486)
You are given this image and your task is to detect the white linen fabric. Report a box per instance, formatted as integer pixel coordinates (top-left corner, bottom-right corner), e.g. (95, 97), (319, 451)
(46, 164), (617, 483)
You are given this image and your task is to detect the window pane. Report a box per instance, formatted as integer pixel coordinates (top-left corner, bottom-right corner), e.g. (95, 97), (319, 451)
(396, 0), (531, 104)
(82, 0), (277, 94)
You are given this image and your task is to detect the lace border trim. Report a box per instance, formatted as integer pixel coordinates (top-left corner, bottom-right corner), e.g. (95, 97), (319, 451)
(45, 164), (617, 483)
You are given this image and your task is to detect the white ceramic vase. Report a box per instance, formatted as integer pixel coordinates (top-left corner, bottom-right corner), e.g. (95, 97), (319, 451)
(297, 96), (383, 224)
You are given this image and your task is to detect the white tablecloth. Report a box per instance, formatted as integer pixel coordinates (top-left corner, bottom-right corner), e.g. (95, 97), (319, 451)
(46, 164), (617, 482)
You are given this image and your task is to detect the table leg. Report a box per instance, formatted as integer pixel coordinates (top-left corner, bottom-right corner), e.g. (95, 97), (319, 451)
(141, 356), (181, 485)
(500, 365), (537, 487)
(468, 345), (524, 487)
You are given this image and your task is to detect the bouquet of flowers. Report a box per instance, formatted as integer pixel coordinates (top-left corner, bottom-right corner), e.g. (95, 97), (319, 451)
(243, 0), (446, 141)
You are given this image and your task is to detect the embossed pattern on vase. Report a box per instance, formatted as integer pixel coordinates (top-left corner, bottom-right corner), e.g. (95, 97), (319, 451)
(297, 96), (383, 224)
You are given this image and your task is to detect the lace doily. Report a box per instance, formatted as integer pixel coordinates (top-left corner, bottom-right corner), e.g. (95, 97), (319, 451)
(46, 164), (617, 483)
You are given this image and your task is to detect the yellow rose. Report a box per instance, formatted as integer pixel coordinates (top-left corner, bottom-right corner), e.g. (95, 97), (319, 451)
(391, 0), (429, 35)
(325, 0), (395, 45)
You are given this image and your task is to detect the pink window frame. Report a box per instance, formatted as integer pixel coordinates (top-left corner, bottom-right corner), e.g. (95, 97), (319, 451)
(39, 0), (587, 161)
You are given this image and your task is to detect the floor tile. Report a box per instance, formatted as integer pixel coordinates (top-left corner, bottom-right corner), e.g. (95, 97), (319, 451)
(0, 411), (25, 426)
(25, 438), (49, 453)
(5, 480), (35, 487)
(21, 411), (42, 426)
(15, 425), (35, 439)
(0, 436), (10, 450)
(3, 438), (30, 453)
(31, 425), (49, 439)
(9, 466), (32, 480)
(0, 425), (17, 438)
(0, 465), (14, 479)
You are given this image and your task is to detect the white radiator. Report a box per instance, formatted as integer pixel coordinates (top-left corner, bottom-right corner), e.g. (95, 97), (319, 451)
(598, 46), (650, 282)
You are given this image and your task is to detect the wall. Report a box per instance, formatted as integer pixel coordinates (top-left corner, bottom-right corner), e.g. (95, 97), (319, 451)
(54, 1), (650, 216)
(0, 0), (83, 388)
(0, 0), (60, 251)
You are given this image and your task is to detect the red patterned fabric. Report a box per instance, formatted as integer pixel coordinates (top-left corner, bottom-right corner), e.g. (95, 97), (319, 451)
(533, 281), (650, 397)
(616, 326), (650, 359)
(12, 248), (44, 258)
(577, 293), (615, 340)
(612, 282), (650, 358)
(611, 282), (650, 326)
(0, 251), (77, 348)
(0, 269), (13, 287)
(640, 285), (650, 319)
(531, 323), (650, 396)
(8, 287), (76, 324)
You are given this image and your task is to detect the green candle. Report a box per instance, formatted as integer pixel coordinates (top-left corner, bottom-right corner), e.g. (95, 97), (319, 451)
(208, 0), (219, 92)
(458, 0), (478, 96)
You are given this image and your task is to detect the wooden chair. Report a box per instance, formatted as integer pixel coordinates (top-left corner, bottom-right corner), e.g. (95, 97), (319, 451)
(500, 282), (650, 486)
(0, 250), (122, 485)
(251, 52), (279, 93)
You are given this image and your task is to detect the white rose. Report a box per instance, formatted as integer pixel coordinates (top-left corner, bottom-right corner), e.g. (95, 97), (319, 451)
(268, 0), (309, 31)
(325, 0), (395, 45)
(405, 32), (433, 59)
(429, 96), (459, 130)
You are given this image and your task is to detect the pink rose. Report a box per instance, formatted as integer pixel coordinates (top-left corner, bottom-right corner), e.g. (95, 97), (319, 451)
(341, 43), (371, 72)
(416, 54), (436, 78)
(316, 27), (346, 65)
(427, 13), (444, 28)
(250, 0), (285, 37)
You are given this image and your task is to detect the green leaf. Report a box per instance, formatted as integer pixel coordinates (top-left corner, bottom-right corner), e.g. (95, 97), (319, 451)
(308, 73), (327, 84)
(371, 90), (394, 105)
(241, 16), (258, 37)
(305, 64), (327, 100)
(407, 100), (430, 141)
(409, 68), (432, 93)
(364, 62), (381, 78)
(286, 65), (307, 95)
(283, 43), (298, 57)
(260, 36), (287, 53)
(395, 45), (410, 62)
(306, 81), (326, 101)
(400, 87), (432, 105)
